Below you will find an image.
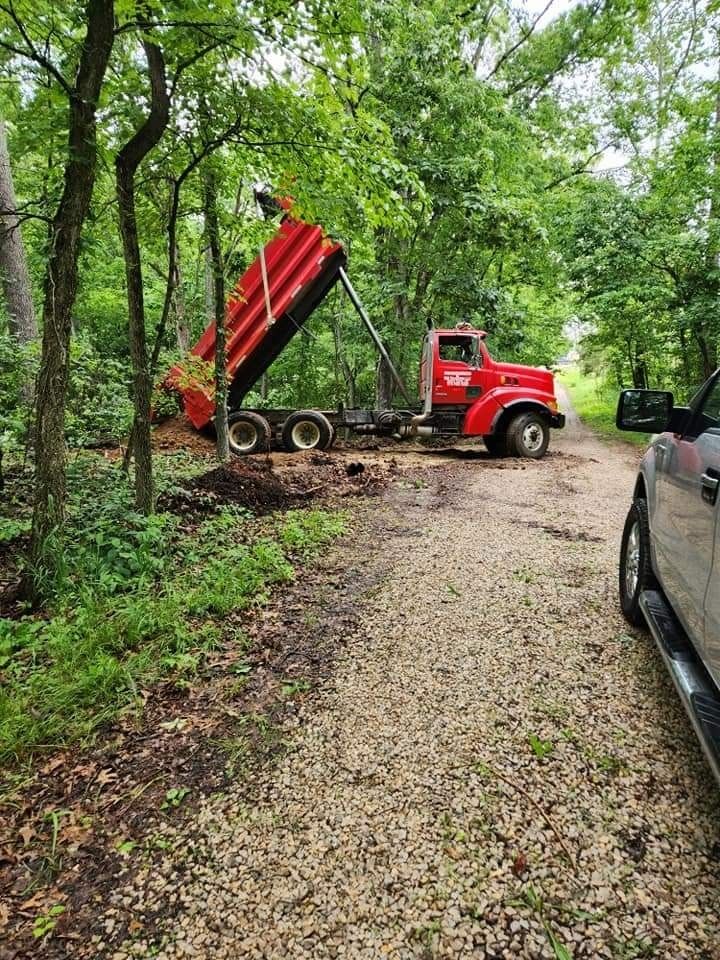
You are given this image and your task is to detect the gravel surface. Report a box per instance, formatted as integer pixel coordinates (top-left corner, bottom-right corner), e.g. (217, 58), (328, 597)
(95, 394), (720, 960)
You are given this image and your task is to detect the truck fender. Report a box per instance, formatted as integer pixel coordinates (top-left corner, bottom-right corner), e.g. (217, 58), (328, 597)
(463, 391), (554, 438)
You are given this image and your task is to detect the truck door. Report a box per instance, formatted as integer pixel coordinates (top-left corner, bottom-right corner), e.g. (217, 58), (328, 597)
(432, 333), (485, 406)
(654, 373), (720, 656)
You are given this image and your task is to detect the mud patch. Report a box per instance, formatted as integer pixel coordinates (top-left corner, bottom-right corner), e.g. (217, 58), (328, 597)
(526, 521), (604, 543)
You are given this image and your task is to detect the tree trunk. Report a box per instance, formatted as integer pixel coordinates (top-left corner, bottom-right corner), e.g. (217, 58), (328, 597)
(172, 242), (190, 353)
(204, 244), (215, 322)
(376, 358), (393, 409)
(30, 0), (115, 596)
(115, 36), (170, 514)
(0, 119), (36, 346)
(202, 166), (229, 463)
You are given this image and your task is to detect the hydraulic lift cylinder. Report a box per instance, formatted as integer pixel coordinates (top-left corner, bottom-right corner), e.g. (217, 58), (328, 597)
(338, 266), (413, 406)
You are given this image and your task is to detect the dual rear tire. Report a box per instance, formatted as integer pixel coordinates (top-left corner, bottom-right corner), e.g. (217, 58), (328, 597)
(227, 409), (334, 456)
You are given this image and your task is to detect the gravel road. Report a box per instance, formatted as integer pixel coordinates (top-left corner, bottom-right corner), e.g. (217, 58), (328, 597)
(99, 395), (720, 960)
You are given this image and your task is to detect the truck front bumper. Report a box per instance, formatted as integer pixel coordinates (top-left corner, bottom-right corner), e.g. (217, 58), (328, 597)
(551, 412), (566, 429)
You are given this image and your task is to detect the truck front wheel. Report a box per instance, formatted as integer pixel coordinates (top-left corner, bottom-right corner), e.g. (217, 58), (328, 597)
(619, 498), (657, 627)
(507, 412), (550, 458)
(483, 434), (507, 457)
(228, 412), (271, 455)
(282, 411), (333, 452)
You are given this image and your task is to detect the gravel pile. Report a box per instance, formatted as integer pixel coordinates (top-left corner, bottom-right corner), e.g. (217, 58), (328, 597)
(94, 398), (720, 960)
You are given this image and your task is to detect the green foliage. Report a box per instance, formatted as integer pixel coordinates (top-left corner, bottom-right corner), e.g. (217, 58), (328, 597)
(0, 334), (36, 452)
(527, 732), (554, 759)
(0, 459), (346, 764)
(559, 368), (649, 447)
(32, 904), (65, 939)
(65, 338), (134, 446)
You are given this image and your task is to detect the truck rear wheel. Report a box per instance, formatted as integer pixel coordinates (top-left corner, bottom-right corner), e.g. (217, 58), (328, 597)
(483, 434), (507, 457)
(619, 498), (657, 627)
(282, 411), (333, 452)
(228, 411), (271, 455)
(507, 412), (550, 458)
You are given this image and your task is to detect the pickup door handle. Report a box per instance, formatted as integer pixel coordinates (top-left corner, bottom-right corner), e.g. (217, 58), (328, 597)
(701, 470), (720, 505)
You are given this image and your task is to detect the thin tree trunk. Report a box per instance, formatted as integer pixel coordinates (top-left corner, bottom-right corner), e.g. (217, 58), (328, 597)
(376, 358), (393, 409)
(202, 165), (229, 463)
(0, 119), (36, 346)
(30, 0), (115, 597)
(204, 244), (215, 322)
(172, 242), (190, 353)
(115, 35), (170, 514)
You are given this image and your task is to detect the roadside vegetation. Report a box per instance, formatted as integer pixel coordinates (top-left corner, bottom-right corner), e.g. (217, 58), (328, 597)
(0, 454), (346, 764)
(558, 368), (650, 447)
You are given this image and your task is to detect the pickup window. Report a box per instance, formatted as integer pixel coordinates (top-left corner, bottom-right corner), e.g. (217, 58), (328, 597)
(687, 376), (720, 438)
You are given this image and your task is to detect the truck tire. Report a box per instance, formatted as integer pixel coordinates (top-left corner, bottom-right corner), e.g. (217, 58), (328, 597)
(228, 411), (271, 455)
(483, 434), (507, 457)
(619, 498), (657, 627)
(507, 412), (550, 458)
(282, 411), (333, 452)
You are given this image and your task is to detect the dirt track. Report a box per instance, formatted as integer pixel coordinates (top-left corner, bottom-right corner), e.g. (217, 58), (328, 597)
(94, 393), (720, 959)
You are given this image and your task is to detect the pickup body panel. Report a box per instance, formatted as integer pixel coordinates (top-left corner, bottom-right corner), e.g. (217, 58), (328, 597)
(640, 371), (720, 694)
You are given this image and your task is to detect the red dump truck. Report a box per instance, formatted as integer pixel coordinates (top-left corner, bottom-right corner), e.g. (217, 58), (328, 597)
(164, 206), (564, 458)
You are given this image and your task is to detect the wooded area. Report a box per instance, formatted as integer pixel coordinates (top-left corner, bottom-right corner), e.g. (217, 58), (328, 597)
(0, 0), (719, 752)
(3, 6), (720, 953)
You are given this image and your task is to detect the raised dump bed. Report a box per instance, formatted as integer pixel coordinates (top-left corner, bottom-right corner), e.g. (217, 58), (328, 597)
(165, 213), (346, 429)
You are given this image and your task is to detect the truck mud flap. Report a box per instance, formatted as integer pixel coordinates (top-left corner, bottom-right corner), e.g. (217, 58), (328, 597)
(640, 589), (720, 784)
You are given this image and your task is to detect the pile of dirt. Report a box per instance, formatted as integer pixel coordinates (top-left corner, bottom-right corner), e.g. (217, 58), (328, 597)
(159, 452), (397, 518)
(159, 458), (293, 516)
(152, 415), (214, 456)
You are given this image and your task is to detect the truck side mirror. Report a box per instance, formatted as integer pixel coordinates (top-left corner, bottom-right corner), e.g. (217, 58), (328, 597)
(616, 389), (674, 433)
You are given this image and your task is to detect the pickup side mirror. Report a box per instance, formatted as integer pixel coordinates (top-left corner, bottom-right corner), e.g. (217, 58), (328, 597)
(616, 389), (674, 433)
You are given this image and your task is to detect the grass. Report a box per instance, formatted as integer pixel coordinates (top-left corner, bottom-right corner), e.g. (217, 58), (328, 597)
(0, 456), (347, 765)
(558, 367), (651, 447)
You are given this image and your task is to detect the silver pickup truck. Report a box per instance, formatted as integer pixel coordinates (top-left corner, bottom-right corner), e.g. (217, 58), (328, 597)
(617, 374), (720, 782)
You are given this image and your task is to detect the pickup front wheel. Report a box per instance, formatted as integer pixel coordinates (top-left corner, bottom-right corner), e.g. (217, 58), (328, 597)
(619, 498), (657, 627)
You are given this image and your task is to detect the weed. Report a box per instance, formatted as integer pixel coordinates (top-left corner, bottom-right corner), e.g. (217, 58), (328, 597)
(32, 904), (65, 939)
(116, 839), (138, 856)
(161, 787), (190, 810)
(585, 747), (628, 775)
(528, 732), (554, 759)
(281, 679), (311, 697)
(518, 885), (574, 960)
(215, 732), (250, 777)
(513, 568), (536, 584)
(411, 919), (442, 958)
(280, 509), (347, 556)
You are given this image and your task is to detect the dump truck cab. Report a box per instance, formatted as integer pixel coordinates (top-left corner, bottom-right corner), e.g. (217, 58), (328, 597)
(417, 326), (564, 456)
